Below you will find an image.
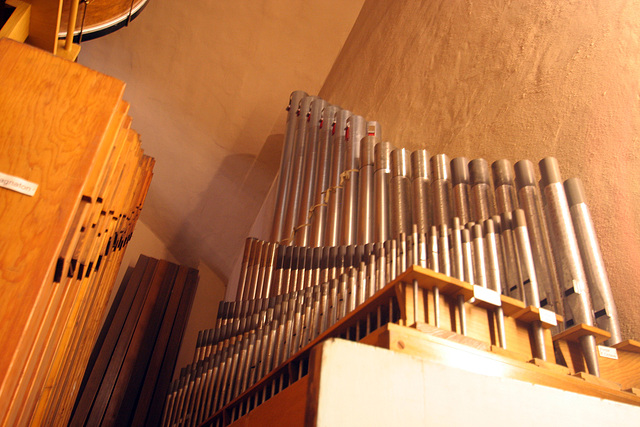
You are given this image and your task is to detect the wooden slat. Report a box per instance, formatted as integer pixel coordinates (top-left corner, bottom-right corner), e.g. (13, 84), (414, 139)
(1, 0), (31, 42)
(108, 261), (180, 424)
(68, 256), (155, 426)
(129, 265), (192, 425)
(0, 37), (127, 422)
(146, 267), (200, 427)
(24, 0), (62, 53)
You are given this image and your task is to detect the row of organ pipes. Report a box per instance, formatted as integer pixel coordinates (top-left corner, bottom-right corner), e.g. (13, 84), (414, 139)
(161, 91), (622, 427)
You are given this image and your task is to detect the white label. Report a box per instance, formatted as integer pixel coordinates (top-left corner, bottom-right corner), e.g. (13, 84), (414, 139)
(539, 307), (558, 326)
(598, 345), (618, 360)
(0, 172), (38, 196)
(473, 285), (501, 307)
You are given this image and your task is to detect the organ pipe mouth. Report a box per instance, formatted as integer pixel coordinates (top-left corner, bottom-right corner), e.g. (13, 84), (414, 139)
(410, 149), (430, 180)
(539, 156), (562, 187)
(319, 105), (341, 129)
(451, 157), (469, 185)
(469, 158), (490, 185)
(391, 148), (411, 178)
(514, 159), (537, 189)
(492, 159), (514, 187)
(430, 153), (451, 181)
(333, 109), (352, 136)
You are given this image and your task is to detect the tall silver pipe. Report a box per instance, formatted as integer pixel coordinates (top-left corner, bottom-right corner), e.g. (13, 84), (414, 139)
(514, 160), (562, 316)
(492, 159), (518, 214)
(271, 90), (308, 242)
(431, 154), (452, 227)
(324, 109), (351, 247)
(411, 149), (431, 234)
(340, 115), (366, 245)
(374, 142), (393, 243)
(294, 98), (327, 246)
(513, 209), (547, 360)
(389, 148), (413, 239)
(281, 95), (317, 244)
(491, 160), (522, 298)
(469, 158), (496, 223)
(357, 124), (380, 244)
(565, 177), (621, 346)
(451, 157), (472, 226)
(539, 157), (599, 376)
(309, 105), (341, 247)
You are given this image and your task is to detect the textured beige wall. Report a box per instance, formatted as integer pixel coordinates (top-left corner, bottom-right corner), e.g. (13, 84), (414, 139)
(320, 0), (640, 340)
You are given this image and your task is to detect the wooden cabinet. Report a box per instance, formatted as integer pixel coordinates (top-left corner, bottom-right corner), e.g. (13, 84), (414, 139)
(0, 38), (154, 426)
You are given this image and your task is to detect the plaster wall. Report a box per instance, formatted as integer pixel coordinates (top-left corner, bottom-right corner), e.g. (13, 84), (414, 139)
(319, 0), (640, 339)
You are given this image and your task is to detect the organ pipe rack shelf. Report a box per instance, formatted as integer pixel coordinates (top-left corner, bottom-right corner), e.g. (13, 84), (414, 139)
(198, 267), (640, 426)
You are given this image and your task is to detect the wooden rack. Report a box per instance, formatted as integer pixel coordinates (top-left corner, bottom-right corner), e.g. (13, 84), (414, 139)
(0, 38), (153, 425)
(197, 267), (640, 426)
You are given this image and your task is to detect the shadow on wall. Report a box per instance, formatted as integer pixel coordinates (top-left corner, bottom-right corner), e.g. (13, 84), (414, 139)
(166, 133), (284, 283)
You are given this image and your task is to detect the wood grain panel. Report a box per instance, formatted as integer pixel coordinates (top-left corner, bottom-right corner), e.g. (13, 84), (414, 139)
(0, 38), (153, 425)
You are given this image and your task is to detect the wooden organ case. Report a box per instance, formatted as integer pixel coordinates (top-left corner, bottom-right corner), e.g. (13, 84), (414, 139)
(0, 38), (154, 425)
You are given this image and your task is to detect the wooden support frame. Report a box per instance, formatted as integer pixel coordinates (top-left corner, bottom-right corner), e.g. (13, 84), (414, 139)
(1, 0), (31, 41)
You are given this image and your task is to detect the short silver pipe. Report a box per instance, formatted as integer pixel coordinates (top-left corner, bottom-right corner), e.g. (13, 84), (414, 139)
(492, 159), (518, 214)
(431, 154), (452, 228)
(469, 158), (496, 223)
(390, 148), (413, 240)
(451, 157), (472, 226)
(411, 149), (431, 234)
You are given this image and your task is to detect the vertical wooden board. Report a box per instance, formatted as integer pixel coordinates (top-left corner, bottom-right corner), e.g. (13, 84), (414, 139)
(68, 256), (155, 427)
(129, 264), (191, 426)
(84, 258), (164, 426)
(57, 233), (133, 423)
(25, 0), (62, 53)
(82, 101), (130, 201)
(1, 0), (32, 42)
(0, 39), (125, 393)
(109, 262), (180, 425)
(146, 267), (199, 427)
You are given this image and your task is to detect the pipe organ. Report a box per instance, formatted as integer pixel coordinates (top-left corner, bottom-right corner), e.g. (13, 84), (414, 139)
(163, 91), (638, 426)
